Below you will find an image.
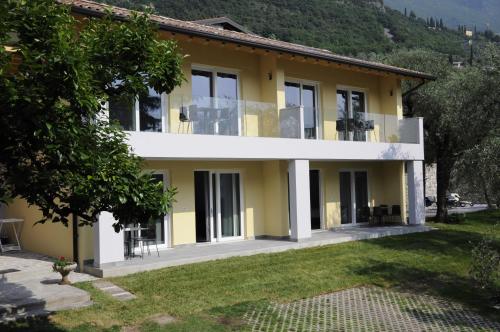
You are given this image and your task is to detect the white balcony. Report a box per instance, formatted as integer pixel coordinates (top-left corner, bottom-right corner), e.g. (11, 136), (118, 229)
(110, 96), (424, 161)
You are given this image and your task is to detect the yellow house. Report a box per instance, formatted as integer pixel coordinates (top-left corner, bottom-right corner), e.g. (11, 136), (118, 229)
(2, 0), (431, 271)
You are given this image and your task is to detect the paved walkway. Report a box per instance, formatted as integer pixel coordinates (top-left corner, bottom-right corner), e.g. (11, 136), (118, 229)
(244, 286), (500, 332)
(0, 251), (96, 321)
(86, 225), (432, 278)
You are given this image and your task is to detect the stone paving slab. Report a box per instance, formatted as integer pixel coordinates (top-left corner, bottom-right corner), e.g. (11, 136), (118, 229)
(244, 286), (500, 332)
(93, 280), (136, 301)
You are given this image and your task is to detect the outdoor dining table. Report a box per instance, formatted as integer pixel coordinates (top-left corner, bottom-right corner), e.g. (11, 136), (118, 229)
(0, 218), (24, 253)
(123, 225), (148, 259)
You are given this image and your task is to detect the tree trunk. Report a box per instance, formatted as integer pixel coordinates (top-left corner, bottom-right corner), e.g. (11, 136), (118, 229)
(435, 154), (454, 222)
(479, 174), (492, 208)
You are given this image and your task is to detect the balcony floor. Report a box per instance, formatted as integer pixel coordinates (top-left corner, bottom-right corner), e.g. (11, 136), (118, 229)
(84, 225), (432, 278)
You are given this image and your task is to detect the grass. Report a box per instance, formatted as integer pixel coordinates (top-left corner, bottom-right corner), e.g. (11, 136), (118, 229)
(3, 210), (499, 331)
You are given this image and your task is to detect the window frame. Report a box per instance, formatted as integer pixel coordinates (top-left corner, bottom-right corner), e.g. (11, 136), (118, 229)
(284, 77), (322, 140)
(336, 86), (369, 142)
(191, 64), (242, 136)
(106, 89), (168, 133)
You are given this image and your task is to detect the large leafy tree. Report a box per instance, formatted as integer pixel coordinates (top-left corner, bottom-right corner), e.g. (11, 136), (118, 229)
(380, 47), (500, 221)
(453, 135), (500, 207)
(0, 0), (184, 230)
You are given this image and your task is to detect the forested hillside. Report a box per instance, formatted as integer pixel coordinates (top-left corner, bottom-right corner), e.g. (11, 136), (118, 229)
(96, 0), (466, 56)
(384, 0), (500, 33)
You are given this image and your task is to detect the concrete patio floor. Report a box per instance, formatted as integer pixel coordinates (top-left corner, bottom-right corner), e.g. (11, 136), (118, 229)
(85, 225), (432, 278)
(0, 251), (96, 322)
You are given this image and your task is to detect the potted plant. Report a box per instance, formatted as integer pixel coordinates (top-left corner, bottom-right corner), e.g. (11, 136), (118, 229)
(52, 256), (77, 285)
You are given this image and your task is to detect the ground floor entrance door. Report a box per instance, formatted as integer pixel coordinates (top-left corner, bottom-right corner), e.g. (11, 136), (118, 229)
(339, 171), (369, 225)
(194, 171), (243, 242)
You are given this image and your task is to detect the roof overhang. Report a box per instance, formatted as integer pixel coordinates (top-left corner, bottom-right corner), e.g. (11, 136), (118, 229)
(63, 0), (436, 82)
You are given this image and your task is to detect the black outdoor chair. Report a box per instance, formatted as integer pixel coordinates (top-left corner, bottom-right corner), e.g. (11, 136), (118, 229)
(373, 206), (383, 225)
(390, 205), (402, 224)
(177, 105), (192, 133)
(336, 119), (347, 132)
(359, 206), (372, 225)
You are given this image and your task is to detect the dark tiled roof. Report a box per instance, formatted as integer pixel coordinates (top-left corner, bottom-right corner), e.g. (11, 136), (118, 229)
(60, 0), (435, 81)
(193, 17), (253, 34)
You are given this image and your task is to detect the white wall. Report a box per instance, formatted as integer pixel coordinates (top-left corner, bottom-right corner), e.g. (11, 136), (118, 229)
(93, 212), (124, 266)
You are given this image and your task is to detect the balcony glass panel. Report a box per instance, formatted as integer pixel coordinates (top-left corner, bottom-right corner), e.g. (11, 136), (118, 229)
(171, 96), (279, 137)
(335, 111), (419, 144)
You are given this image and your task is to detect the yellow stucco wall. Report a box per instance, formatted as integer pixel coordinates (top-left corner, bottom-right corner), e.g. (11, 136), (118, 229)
(2, 199), (94, 266)
(3, 160), (407, 256)
(2, 199), (73, 259)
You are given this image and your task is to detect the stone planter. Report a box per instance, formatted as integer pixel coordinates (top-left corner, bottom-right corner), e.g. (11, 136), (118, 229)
(53, 263), (77, 285)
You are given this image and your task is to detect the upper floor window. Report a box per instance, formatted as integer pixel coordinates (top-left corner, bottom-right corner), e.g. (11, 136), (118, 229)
(337, 89), (367, 141)
(108, 86), (164, 132)
(285, 81), (318, 139)
(189, 68), (240, 135)
(192, 69), (238, 101)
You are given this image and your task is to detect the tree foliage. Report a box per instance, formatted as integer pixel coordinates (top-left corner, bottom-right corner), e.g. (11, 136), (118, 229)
(453, 136), (500, 206)
(97, 0), (466, 56)
(378, 46), (500, 220)
(0, 0), (184, 230)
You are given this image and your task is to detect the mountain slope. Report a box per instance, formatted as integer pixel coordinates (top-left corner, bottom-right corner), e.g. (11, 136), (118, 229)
(96, 0), (466, 56)
(384, 0), (500, 33)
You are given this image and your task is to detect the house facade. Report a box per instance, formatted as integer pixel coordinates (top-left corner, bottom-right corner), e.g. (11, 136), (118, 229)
(2, 0), (430, 268)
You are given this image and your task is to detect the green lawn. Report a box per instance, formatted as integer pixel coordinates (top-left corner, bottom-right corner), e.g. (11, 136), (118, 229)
(5, 210), (500, 331)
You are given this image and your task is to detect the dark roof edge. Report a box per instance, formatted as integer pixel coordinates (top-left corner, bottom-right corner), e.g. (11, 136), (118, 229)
(193, 17), (253, 34)
(70, 6), (436, 81)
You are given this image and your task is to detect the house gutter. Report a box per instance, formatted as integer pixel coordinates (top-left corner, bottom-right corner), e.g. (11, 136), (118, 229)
(402, 79), (430, 98)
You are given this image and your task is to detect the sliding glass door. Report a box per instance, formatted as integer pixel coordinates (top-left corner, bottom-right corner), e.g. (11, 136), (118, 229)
(339, 172), (352, 224)
(336, 89), (367, 142)
(285, 81), (318, 139)
(218, 173), (241, 238)
(194, 171), (243, 242)
(339, 171), (369, 225)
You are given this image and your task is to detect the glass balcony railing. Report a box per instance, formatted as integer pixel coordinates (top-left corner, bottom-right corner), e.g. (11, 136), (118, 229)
(335, 111), (420, 144)
(170, 96), (279, 138)
(112, 95), (421, 144)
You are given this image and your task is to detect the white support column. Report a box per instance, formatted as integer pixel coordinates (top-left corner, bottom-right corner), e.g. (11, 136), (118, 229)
(288, 159), (311, 241)
(407, 161), (425, 225)
(93, 212), (124, 267)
